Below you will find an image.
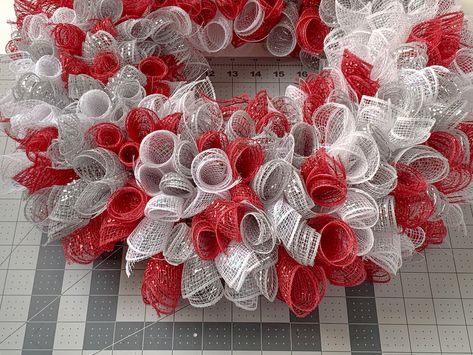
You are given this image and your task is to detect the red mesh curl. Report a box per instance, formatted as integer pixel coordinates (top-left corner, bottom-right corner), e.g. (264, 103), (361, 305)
(142, 255), (183, 315)
(90, 51), (121, 84)
(301, 70), (337, 124)
(8, 127), (58, 159)
(364, 260), (391, 283)
(139, 56), (169, 95)
(408, 12), (464, 67)
(13, 156), (78, 194)
(229, 183), (264, 209)
(191, 214), (220, 260)
(60, 53), (90, 82)
(51, 23), (86, 56)
(90, 17), (119, 37)
(277, 247), (327, 318)
(88, 122), (124, 153)
(296, 9), (329, 55)
(419, 219), (448, 251)
(99, 211), (140, 249)
(122, 0), (151, 18)
(107, 184), (148, 222)
(201, 199), (247, 249)
(434, 166), (472, 197)
(160, 55), (185, 81)
(14, 0), (72, 27)
(215, 0), (246, 20)
(125, 108), (158, 143)
(226, 138), (264, 182)
(246, 90), (268, 122)
(256, 111), (290, 137)
(341, 49), (379, 101)
(62, 215), (111, 264)
(118, 141), (140, 169)
(300, 148), (347, 208)
(316, 219), (357, 267)
(323, 257), (367, 287)
(426, 131), (464, 167)
(156, 113), (182, 134)
(392, 164), (434, 229)
(197, 131), (229, 152)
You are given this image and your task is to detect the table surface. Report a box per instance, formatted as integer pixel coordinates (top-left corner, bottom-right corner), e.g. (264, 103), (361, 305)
(1, 57), (473, 355)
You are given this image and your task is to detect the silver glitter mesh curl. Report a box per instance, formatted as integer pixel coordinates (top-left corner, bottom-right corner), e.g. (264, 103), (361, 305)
(267, 199), (302, 249)
(181, 188), (222, 218)
(287, 223), (321, 266)
(68, 74), (104, 100)
(117, 19), (154, 41)
(215, 241), (260, 292)
(266, 2), (298, 57)
(0, 153), (32, 194)
(284, 169), (316, 219)
(34, 55), (62, 83)
(74, 181), (115, 217)
(191, 148), (237, 193)
(163, 223), (194, 266)
(183, 102), (223, 137)
(234, 0), (265, 38)
(251, 159), (292, 205)
(72, 148), (126, 184)
(373, 195), (398, 232)
(140, 130), (178, 172)
(336, 188), (380, 229)
(77, 89), (113, 121)
(13, 72), (70, 108)
(159, 172), (195, 198)
(195, 14), (233, 53)
(353, 227), (374, 256)
(312, 102), (356, 147)
(254, 263), (278, 301)
(291, 122), (320, 168)
(240, 203), (276, 255)
(126, 218), (174, 276)
(135, 163), (164, 196)
(181, 257), (224, 307)
(224, 276), (261, 311)
(144, 192), (185, 222)
(82, 30), (117, 59)
(366, 231), (403, 275)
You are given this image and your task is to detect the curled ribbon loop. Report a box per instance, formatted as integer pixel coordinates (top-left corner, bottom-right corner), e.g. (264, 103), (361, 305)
(284, 170), (316, 219)
(145, 192), (184, 222)
(277, 247), (327, 318)
(215, 241), (260, 292)
(240, 203), (276, 254)
(126, 218), (174, 276)
(191, 148), (237, 193)
(163, 223), (194, 265)
(181, 256), (224, 307)
(224, 277), (260, 311)
(140, 130), (178, 172)
(142, 256), (183, 315)
(252, 158), (292, 205)
(300, 148), (348, 208)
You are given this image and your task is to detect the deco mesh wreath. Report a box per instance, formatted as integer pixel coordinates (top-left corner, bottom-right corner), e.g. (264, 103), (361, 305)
(1, 0), (473, 317)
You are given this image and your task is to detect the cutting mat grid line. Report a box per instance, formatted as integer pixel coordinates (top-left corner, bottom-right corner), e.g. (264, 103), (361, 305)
(0, 58), (473, 355)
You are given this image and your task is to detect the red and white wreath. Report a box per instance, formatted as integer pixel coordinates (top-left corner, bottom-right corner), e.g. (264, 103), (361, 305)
(1, 0), (473, 317)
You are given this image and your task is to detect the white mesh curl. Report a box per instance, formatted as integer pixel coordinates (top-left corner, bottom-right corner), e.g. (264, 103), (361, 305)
(191, 148), (237, 193)
(144, 192), (185, 222)
(215, 241), (260, 292)
(126, 218), (174, 276)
